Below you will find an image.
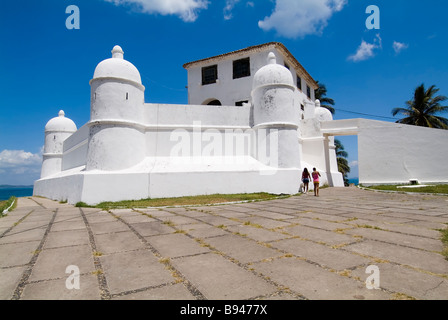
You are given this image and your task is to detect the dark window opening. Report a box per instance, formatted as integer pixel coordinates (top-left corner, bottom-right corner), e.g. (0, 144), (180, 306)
(284, 63), (290, 70)
(235, 100), (249, 107)
(202, 65), (218, 85)
(297, 75), (302, 91)
(126, 92), (129, 100)
(233, 58), (250, 79)
(207, 99), (222, 106)
(307, 85), (311, 99)
(301, 104), (305, 111)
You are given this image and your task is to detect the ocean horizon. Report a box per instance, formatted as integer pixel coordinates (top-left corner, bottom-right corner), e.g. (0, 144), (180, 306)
(0, 186), (34, 201)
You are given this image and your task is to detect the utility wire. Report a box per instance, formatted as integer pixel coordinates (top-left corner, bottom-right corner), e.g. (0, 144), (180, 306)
(334, 108), (397, 121)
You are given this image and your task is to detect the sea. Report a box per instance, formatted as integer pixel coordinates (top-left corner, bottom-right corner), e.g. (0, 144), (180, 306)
(348, 178), (359, 186)
(0, 186), (34, 201)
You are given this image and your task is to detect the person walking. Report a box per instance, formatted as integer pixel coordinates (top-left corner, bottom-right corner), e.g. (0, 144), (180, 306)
(312, 167), (321, 197)
(301, 168), (311, 194)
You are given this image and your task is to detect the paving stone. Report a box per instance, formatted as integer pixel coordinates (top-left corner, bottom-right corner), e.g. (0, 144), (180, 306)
(0, 266), (26, 299)
(226, 224), (289, 242)
(205, 234), (283, 264)
(0, 226), (47, 244)
(100, 250), (174, 294)
(95, 231), (146, 254)
(146, 233), (210, 258)
(171, 253), (277, 299)
(140, 209), (176, 218)
(196, 215), (240, 227)
(0, 241), (40, 267)
(158, 215), (200, 226)
(292, 217), (355, 231)
(283, 225), (356, 246)
(29, 245), (95, 282)
(340, 212), (415, 224)
(21, 274), (101, 300)
(344, 240), (448, 275)
(130, 221), (175, 236)
(213, 210), (250, 219)
(249, 210), (296, 220)
(344, 219), (442, 239)
(44, 229), (89, 249)
(84, 212), (117, 224)
(113, 283), (197, 300)
(183, 224), (228, 238)
(51, 220), (86, 232)
(270, 238), (369, 270)
(89, 221), (130, 235)
(351, 263), (448, 300)
(239, 217), (291, 229)
(117, 213), (156, 224)
(291, 211), (350, 222)
(345, 227), (443, 252)
(252, 257), (391, 300)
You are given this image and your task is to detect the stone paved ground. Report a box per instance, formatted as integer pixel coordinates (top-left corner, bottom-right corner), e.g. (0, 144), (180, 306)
(0, 187), (447, 300)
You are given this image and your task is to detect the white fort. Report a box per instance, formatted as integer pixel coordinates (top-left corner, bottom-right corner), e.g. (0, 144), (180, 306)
(34, 43), (448, 205)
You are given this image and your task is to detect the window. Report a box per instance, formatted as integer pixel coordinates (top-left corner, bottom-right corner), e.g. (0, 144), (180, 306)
(202, 65), (218, 85)
(306, 84), (311, 99)
(235, 100), (249, 107)
(284, 63), (290, 70)
(301, 104), (305, 111)
(297, 75), (302, 91)
(233, 58), (250, 79)
(207, 99), (222, 106)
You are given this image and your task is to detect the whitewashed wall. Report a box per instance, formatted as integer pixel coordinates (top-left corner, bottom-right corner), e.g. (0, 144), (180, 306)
(358, 119), (448, 185)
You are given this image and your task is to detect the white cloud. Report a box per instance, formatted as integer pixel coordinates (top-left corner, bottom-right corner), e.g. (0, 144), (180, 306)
(393, 41), (408, 54)
(349, 160), (358, 167)
(0, 150), (41, 168)
(348, 34), (382, 62)
(258, 0), (347, 38)
(224, 0), (240, 20)
(0, 150), (42, 185)
(104, 0), (209, 22)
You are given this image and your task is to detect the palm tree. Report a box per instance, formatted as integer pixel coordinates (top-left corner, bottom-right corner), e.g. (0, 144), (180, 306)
(315, 81), (335, 114)
(392, 84), (448, 129)
(335, 139), (350, 186)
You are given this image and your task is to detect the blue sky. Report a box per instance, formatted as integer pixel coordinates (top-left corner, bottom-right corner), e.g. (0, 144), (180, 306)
(1, 0), (447, 185)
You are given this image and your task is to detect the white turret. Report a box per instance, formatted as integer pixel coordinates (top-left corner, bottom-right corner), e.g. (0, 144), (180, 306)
(41, 110), (77, 178)
(251, 52), (301, 168)
(86, 45), (146, 171)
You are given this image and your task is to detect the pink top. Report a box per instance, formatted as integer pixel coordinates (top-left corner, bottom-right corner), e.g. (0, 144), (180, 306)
(312, 171), (320, 182)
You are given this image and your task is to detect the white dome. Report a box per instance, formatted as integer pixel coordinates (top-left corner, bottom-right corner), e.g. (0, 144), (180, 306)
(45, 110), (77, 132)
(253, 52), (294, 89)
(92, 46), (142, 84)
(315, 104), (333, 122)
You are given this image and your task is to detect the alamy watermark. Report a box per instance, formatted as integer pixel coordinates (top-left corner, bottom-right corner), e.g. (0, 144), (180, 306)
(365, 265), (380, 289)
(66, 5), (80, 30)
(66, 265), (80, 290)
(365, 5), (380, 30)
(169, 121), (279, 175)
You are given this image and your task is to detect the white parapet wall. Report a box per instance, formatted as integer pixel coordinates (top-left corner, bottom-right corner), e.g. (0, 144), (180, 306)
(358, 119), (448, 185)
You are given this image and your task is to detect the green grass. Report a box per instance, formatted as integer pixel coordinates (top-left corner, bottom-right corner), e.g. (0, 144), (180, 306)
(440, 225), (448, 261)
(0, 196), (17, 217)
(75, 192), (289, 210)
(362, 184), (448, 194)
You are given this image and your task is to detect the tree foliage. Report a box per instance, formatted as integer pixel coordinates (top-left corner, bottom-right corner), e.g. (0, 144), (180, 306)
(392, 84), (448, 129)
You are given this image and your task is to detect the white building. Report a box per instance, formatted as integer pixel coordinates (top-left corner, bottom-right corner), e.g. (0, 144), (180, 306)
(33, 43), (448, 205)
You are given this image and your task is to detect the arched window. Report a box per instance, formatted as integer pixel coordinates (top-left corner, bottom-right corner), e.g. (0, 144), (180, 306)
(205, 99), (222, 106)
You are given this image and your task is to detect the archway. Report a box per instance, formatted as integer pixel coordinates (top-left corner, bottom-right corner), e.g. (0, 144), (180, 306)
(203, 99), (222, 106)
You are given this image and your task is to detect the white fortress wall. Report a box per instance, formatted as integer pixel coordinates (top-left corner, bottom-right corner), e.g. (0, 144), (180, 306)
(358, 119), (448, 185)
(62, 123), (89, 171)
